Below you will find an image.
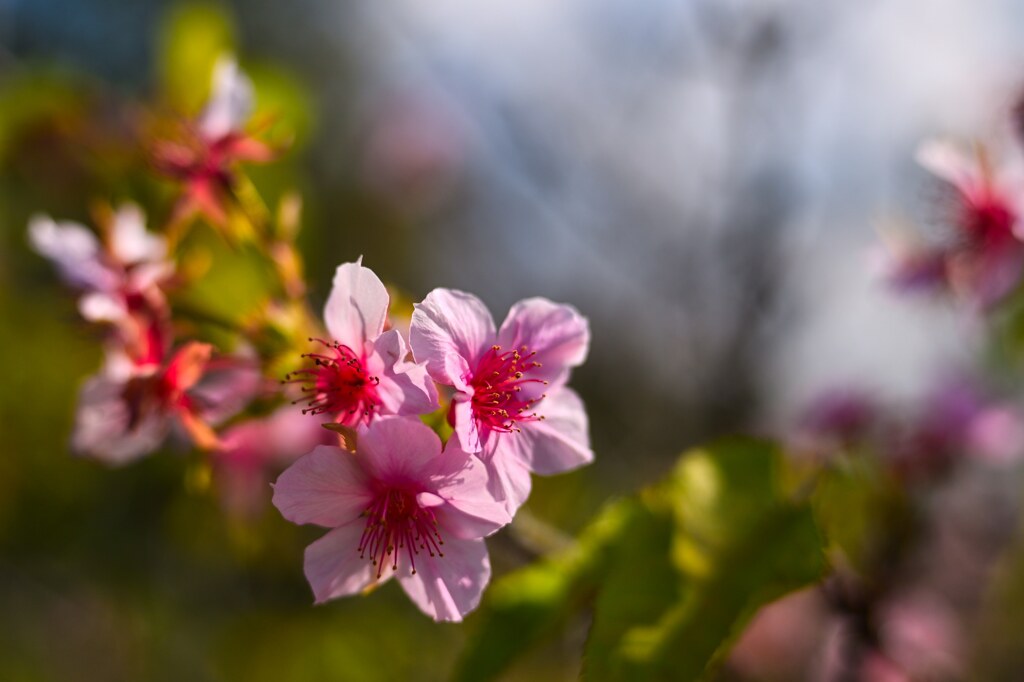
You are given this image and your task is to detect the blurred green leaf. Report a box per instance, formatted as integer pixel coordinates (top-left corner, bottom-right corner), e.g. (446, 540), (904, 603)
(246, 64), (315, 150)
(811, 454), (905, 573)
(452, 498), (634, 682)
(157, 2), (236, 113)
(456, 439), (826, 682)
(581, 492), (680, 679)
(173, 224), (278, 332)
(0, 70), (83, 167)
(583, 438), (827, 681)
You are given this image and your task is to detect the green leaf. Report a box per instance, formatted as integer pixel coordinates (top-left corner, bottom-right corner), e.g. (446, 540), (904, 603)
(584, 438), (827, 681)
(452, 498), (634, 682)
(581, 491), (680, 679)
(172, 224), (278, 331)
(810, 455), (902, 573)
(454, 438), (827, 682)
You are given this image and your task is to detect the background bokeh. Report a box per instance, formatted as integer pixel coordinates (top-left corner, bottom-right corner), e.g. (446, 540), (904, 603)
(5, 1), (1024, 680)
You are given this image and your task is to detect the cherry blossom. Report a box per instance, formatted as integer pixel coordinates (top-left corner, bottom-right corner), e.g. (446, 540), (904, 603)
(73, 341), (260, 465)
(284, 260), (437, 427)
(410, 289), (593, 514)
(914, 139), (1024, 306)
(29, 204), (172, 364)
(152, 56), (275, 227)
(272, 416), (510, 622)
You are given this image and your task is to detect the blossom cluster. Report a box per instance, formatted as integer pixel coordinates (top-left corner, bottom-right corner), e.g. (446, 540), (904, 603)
(273, 261), (593, 621)
(30, 57), (594, 622)
(791, 379), (1024, 480)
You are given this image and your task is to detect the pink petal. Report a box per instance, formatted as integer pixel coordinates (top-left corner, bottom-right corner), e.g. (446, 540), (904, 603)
(968, 407), (1024, 464)
(916, 139), (980, 197)
(71, 374), (169, 465)
(495, 387), (593, 476)
(410, 288), (496, 390)
(272, 445), (373, 527)
(450, 396), (482, 453)
(952, 239), (1024, 308)
(397, 536), (491, 622)
(357, 416), (443, 484)
(433, 436), (511, 539)
(417, 492), (446, 508)
(127, 262), (175, 292)
(323, 260), (390, 351)
(304, 522), (383, 604)
(481, 443), (534, 516)
(225, 136), (275, 163)
(221, 405), (332, 466)
(263, 407), (337, 464)
(190, 359), (262, 425)
(28, 215), (117, 291)
(367, 329), (439, 417)
(496, 297), (589, 389)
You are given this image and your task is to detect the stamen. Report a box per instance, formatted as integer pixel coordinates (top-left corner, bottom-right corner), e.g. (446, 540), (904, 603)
(469, 344), (547, 432)
(357, 488), (444, 577)
(284, 339), (382, 426)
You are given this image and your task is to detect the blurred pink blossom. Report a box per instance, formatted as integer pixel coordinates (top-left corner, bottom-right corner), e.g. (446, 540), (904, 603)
(29, 204), (173, 365)
(915, 139), (1024, 307)
(73, 342), (260, 465)
(152, 57), (276, 227)
(891, 378), (1024, 478)
(878, 594), (965, 681)
(410, 289), (593, 514)
(791, 387), (878, 458)
(214, 406), (335, 518)
(272, 416), (510, 622)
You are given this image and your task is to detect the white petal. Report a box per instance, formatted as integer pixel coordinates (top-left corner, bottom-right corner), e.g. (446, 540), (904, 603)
(109, 204), (165, 264)
(199, 55), (255, 140)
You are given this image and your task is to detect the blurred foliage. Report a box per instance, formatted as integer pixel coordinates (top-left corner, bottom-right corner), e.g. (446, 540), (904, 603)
(457, 440), (826, 681)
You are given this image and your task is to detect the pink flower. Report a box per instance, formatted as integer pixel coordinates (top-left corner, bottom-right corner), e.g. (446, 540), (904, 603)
(272, 416), (510, 622)
(877, 595), (964, 681)
(284, 260), (438, 427)
(152, 57), (275, 227)
(73, 342), (260, 465)
(29, 205), (172, 364)
(214, 406), (336, 519)
(890, 379), (1024, 478)
(29, 201), (172, 311)
(789, 387), (878, 461)
(409, 289), (593, 514)
(914, 139), (1024, 306)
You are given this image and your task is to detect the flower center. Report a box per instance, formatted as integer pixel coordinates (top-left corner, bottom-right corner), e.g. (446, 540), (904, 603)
(358, 487), (443, 578)
(470, 344), (547, 433)
(962, 192), (1016, 246)
(285, 338), (381, 425)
